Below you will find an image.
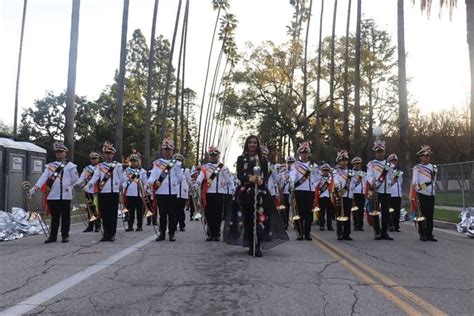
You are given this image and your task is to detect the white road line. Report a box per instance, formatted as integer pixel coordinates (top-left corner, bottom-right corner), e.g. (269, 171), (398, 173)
(0, 235), (156, 316)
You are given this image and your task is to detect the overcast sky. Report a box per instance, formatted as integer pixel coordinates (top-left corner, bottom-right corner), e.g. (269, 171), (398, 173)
(0, 0), (469, 165)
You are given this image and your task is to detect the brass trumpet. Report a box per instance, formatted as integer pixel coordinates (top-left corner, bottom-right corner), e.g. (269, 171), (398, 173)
(21, 181), (49, 237)
(367, 186), (381, 216)
(334, 187), (349, 222)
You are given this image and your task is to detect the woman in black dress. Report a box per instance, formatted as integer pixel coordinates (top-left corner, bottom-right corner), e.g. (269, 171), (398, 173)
(223, 135), (288, 257)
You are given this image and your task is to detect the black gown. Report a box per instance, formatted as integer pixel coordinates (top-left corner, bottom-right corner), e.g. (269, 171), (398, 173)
(223, 153), (289, 250)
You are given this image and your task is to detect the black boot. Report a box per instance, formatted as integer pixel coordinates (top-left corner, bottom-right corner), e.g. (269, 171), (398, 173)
(83, 223), (93, 233)
(427, 235), (438, 242)
(156, 232), (165, 241)
(44, 236), (57, 243)
(62, 236), (69, 243)
(169, 232), (176, 242)
(94, 221), (101, 232)
(126, 227), (134, 232)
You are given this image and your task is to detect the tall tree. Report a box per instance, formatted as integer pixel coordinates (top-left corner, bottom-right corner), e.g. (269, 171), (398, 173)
(65, 0), (81, 161)
(329, 0), (338, 158)
(14, 0), (28, 139)
(314, 0), (324, 157)
(353, 0), (362, 155)
(416, 0), (472, 157)
(196, 0), (229, 164)
(342, 0), (352, 150)
(302, 0), (313, 126)
(174, 0), (188, 147)
(115, 0), (130, 162)
(397, 0), (409, 173)
(160, 0), (182, 144)
(144, 0), (160, 169)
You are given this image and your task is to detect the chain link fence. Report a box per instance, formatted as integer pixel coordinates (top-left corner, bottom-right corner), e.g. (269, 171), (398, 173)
(436, 161), (474, 209)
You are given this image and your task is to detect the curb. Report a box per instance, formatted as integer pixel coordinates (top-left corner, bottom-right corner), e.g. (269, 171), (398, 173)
(433, 219), (457, 230)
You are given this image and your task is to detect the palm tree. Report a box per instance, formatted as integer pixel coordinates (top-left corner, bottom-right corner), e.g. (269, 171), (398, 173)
(160, 0), (183, 144)
(115, 0), (130, 162)
(342, 0), (352, 150)
(314, 0), (324, 158)
(13, 0), (27, 139)
(353, 0), (362, 156)
(302, 0), (313, 126)
(329, 0), (338, 158)
(144, 0), (160, 169)
(65, 0), (81, 161)
(415, 0), (472, 157)
(397, 0), (409, 172)
(180, 0), (190, 151)
(196, 0), (230, 164)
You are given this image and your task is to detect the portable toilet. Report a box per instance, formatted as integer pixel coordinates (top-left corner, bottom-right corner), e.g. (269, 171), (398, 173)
(18, 141), (47, 212)
(0, 138), (27, 211)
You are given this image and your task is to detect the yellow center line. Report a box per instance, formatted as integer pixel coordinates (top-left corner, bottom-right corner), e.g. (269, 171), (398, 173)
(311, 231), (447, 316)
(314, 238), (423, 316)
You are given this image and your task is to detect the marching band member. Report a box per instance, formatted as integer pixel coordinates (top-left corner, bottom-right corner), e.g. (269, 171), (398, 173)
(196, 146), (232, 241)
(260, 146), (280, 238)
(333, 150), (353, 241)
(30, 142), (78, 243)
(174, 153), (191, 232)
(388, 153), (402, 232)
(86, 142), (123, 242)
(122, 153), (147, 232)
(280, 156), (295, 230)
(412, 145), (438, 242)
(75, 152), (101, 233)
(366, 140), (393, 240)
(350, 157), (366, 231)
(189, 166), (201, 221)
(147, 138), (183, 242)
(317, 163), (334, 231)
(290, 142), (319, 241)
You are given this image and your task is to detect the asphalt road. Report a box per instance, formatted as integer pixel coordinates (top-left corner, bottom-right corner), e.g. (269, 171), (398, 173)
(0, 215), (472, 315)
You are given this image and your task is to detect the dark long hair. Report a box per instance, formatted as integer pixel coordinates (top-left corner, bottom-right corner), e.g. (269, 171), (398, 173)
(242, 135), (265, 165)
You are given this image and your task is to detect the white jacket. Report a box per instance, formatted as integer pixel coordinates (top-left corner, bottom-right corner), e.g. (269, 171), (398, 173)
(147, 158), (183, 195)
(317, 176), (332, 198)
(290, 161), (319, 192)
(75, 164), (97, 194)
(267, 163), (281, 196)
(196, 162), (232, 194)
(33, 161), (78, 200)
(412, 163), (437, 196)
(389, 167), (403, 198)
(351, 169), (366, 195)
(333, 166), (353, 199)
(280, 169), (291, 194)
(87, 161), (123, 194)
(178, 167), (191, 199)
(366, 159), (393, 195)
(122, 167), (148, 197)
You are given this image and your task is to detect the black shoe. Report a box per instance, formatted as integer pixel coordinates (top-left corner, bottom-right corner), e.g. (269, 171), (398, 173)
(343, 236), (353, 241)
(375, 235), (382, 240)
(320, 227), (325, 231)
(179, 227), (185, 232)
(126, 227), (134, 232)
(389, 227), (394, 232)
(136, 227), (143, 231)
(359, 228), (365, 231)
(420, 235), (428, 241)
(94, 228), (100, 232)
(62, 236), (69, 243)
(337, 236), (343, 240)
(255, 248), (263, 257)
(100, 237), (108, 242)
(156, 234), (165, 241)
(213, 236), (220, 241)
(146, 222), (151, 226)
(206, 236), (213, 241)
(296, 236), (304, 241)
(328, 227), (334, 231)
(83, 227), (93, 233)
(427, 236), (438, 242)
(194, 218), (199, 221)
(44, 237), (57, 244)
(381, 235), (393, 240)
(394, 228), (401, 232)
(169, 234), (176, 242)
(305, 236), (313, 241)
(108, 236), (115, 242)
